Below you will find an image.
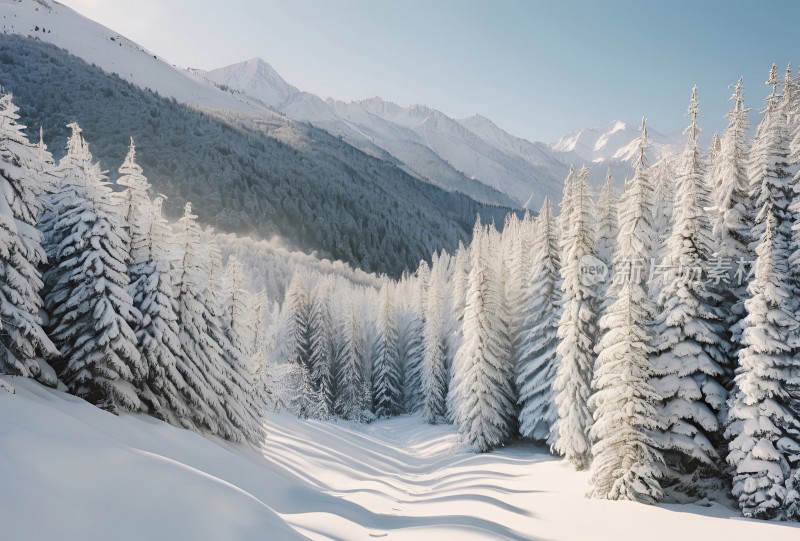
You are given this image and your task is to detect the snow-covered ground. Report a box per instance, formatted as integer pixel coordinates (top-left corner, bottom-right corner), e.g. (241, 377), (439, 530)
(2, 376), (798, 540)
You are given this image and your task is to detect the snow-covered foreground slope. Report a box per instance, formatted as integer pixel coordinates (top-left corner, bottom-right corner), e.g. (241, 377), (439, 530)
(3, 377), (797, 541)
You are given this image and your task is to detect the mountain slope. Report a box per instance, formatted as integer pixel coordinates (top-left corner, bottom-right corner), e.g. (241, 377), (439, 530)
(0, 0), (266, 113)
(206, 59), (520, 208)
(206, 58), (682, 208)
(0, 33), (510, 276)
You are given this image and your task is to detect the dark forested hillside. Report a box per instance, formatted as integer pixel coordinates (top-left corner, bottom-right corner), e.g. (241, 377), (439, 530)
(0, 34), (511, 276)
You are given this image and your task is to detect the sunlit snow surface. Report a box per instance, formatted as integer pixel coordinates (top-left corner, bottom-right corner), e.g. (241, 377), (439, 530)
(1, 377), (798, 540)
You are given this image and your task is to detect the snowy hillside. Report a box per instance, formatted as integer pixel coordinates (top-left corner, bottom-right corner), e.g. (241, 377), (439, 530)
(0, 0), (267, 114)
(2, 377), (797, 541)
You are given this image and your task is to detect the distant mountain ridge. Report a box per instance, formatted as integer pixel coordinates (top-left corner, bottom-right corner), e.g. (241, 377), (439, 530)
(2, 0), (681, 213)
(205, 58), (682, 208)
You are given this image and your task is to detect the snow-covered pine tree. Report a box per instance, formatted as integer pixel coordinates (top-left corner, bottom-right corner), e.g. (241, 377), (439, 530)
(284, 271), (313, 372)
(0, 92), (59, 385)
(445, 241), (470, 423)
(403, 260), (428, 413)
(173, 202), (239, 439)
(557, 164), (576, 261)
(421, 255), (448, 423)
(707, 133), (722, 174)
(131, 196), (207, 428)
(453, 220), (516, 452)
(725, 203), (800, 520)
(589, 118), (666, 503)
(42, 123), (144, 412)
(203, 235), (261, 439)
(224, 256), (254, 357)
(709, 78), (751, 383)
(749, 65), (793, 247)
(115, 138), (152, 283)
(335, 299), (368, 420)
(650, 86), (727, 476)
(308, 276), (336, 416)
(249, 291), (274, 414)
(650, 159), (676, 262)
(594, 168), (619, 272)
(372, 282), (402, 417)
(515, 197), (561, 443)
(552, 165), (598, 470)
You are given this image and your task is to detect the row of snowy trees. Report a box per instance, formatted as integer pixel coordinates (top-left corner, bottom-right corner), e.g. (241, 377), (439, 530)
(0, 92), (269, 443)
(276, 66), (800, 521)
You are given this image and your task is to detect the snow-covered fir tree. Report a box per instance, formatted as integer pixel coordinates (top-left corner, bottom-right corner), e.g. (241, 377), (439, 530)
(552, 165), (598, 470)
(452, 220), (516, 452)
(308, 276), (336, 416)
(335, 299), (368, 420)
(650, 159), (676, 262)
(650, 87), (727, 477)
(131, 196), (201, 427)
(173, 202), (242, 440)
(748, 65), (793, 247)
(203, 235), (261, 439)
(42, 123), (144, 412)
(446, 241), (470, 424)
(403, 260), (428, 413)
(594, 168), (619, 272)
(421, 255), (449, 423)
(725, 204), (800, 520)
(0, 92), (59, 385)
(557, 164), (576, 261)
(515, 197), (561, 443)
(372, 282), (402, 417)
(283, 272), (313, 371)
(709, 77), (752, 382)
(115, 138), (152, 282)
(589, 119), (666, 503)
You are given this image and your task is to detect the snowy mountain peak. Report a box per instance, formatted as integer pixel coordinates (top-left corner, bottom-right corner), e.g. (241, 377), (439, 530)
(205, 57), (298, 108)
(550, 120), (679, 165)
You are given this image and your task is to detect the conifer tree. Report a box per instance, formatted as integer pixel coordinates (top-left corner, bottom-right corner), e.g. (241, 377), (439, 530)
(372, 283), (402, 417)
(552, 165), (598, 470)
(594, 168), (619, 272)
(650, 159), (676, 262)
(421, 257), (448, 423)
(0, 92), (59, 385)
(284, 272), (313, 371)
(651, 87), (726, 475)
(515, 197), (561, 443)
(446, 241), (470, 424)
(308, 276), (335, 416)
(403, 260), (428, 413)
(173, 202), (239, 439)
(453, 221), (516, 452)
(132, 197), (207, 427)
(115, 138), (151, 283)
(204, 235), (261, 438)
(589, 119), (665, 502)
(42, 124), (144, 412)
(725, 204), (800, 519)
(709, 78), (752, 381)
(336, 300), (368, 420)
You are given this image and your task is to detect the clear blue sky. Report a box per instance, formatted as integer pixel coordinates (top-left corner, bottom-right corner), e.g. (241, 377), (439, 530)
(60, 0), (800, 142)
